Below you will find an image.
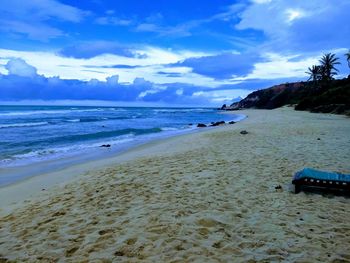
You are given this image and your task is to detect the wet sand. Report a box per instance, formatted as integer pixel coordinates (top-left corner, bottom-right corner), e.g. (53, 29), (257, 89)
(1, 107), (350, 262)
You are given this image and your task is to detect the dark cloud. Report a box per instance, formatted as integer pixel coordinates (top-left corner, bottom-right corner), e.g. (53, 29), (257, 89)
(4, 58), (37, 77)
(3, 58), (299, 106)
(58, 41), (147, 59)
(0, 59), (242, 106)
(0, 73), (218, 105)
(173, 52), (263, 79)
(156, 71), (182, 77)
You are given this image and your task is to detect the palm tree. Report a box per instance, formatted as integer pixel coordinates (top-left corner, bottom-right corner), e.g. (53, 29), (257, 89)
(306, 65), (322, 83)
(319, 53), (340, 81)
(345, 50), (350, 69)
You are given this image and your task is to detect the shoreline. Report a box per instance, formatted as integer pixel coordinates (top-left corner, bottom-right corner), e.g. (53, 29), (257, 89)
(1, 108), (350, 261)
(0, 112), (245, 188)
(0, 114), (244, 215)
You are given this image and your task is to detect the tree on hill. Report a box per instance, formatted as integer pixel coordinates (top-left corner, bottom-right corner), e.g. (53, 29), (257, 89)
(319, 53), (340, 81)
(306, 65), (322, 83)
(345, 50), (350, 69)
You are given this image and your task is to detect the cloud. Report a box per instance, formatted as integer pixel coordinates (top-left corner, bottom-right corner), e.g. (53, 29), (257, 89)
(134, 13), (199, 38)
(59, 41), (142, 59)
(244, 53), (319, 79)
(174, 52), (263, 79)
(0, 59), (249, 106)
(0, 20), (64, 40)
(236, 0), (350, 53)
(5, 58), (37, 77)
(106, 75), (119, 85)
(95, 16), (132, 26)
(157, 72), (183, 77)
(90, 65), (142, 69)
(0, 0), (87, 40)
(135, 23), (193, 38)
(0, 0), (86, 22)
(0, 48), (225, 87)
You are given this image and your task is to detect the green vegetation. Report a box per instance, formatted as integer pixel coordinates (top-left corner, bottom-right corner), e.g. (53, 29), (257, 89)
(297, 51), (349, 115)
(346, 50), (350, 70)
(229, 51), (350, 115)
(319, 53), (340, 81)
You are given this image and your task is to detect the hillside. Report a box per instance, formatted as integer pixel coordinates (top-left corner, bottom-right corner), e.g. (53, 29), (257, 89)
(222, 77), (350, 115)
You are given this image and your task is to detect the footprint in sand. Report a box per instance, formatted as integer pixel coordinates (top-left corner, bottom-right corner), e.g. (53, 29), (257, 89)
(65, 246), (79, 257)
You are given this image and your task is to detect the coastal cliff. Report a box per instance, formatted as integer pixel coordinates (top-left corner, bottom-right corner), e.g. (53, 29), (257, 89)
(222, 77), (350, 115)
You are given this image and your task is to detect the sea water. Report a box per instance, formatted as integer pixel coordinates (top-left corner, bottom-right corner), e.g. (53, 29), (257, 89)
(0, 105), (245, 185)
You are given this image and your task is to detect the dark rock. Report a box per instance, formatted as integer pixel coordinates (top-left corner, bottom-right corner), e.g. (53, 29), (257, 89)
(197, 123), (207, 128)
(275, 185), (282, 190)
(228, 121), (236, 124)
(210, 121), (225, 127)
(317, 138), (321, 140)
(220, 104), (227, 110)
(240, 130), (248, 135)
(114, 251), (125, 257)
(100, 144), (111, 147)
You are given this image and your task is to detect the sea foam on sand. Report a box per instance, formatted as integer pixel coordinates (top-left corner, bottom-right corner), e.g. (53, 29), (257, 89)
(0, 107), (350, 262)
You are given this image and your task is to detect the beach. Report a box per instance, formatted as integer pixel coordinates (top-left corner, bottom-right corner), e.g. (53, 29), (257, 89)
(1, 107), (350, 262)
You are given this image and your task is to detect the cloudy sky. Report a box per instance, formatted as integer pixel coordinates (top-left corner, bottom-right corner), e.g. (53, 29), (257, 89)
(0, 0), (349, 106)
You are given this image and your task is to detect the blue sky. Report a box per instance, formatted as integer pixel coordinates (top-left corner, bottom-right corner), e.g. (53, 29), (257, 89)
(0, 0), (349, 106)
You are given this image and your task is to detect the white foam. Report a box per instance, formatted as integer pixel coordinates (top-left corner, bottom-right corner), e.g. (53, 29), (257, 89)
(0, 108), (113, 116)
(0, 133), (136, 167)
(161, 127), (180, 131)
(0, 122), (49, 128)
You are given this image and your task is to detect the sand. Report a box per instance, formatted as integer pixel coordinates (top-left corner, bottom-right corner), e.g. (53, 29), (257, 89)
(0, 107), (350, 262)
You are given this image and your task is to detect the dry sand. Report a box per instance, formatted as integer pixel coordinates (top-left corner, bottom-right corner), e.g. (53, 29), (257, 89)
(0, 107), (350, 262)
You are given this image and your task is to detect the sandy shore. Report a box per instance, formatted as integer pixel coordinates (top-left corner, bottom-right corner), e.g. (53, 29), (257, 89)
(1, 107), (350, 262)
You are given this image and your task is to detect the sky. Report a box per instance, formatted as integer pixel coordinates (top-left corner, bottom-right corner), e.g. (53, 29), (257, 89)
(0, 0), (349, 107)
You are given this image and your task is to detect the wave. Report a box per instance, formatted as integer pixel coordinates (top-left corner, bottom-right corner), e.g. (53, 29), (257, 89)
(0, 122), (49, 129)
(161, 127), (180, 131)
(2, 134), (136, 165)
(0, 108), (116, 116)
(5, 128), (163, 149)
(153, 108), (213, 114)
(52, 128), (163, 143)
(66, 119), (80, 123)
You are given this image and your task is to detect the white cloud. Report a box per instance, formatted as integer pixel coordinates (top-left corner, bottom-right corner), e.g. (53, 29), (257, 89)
(245, 53), (318, 79)
(0, 0), (87, 40)
(251, 0), (272, 4)
(0, 20), (63, 40)
(285, 9), (306, 23)
(235, 0), (350, 53)
(193, 89), (251, 104)
(0, 0), (86, 22)
(0, 47), (235, 87)
(5, 58), (37, 77)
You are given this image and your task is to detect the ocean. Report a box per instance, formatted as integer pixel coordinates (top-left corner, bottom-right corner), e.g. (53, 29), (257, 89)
(0, 105), (245, 185)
